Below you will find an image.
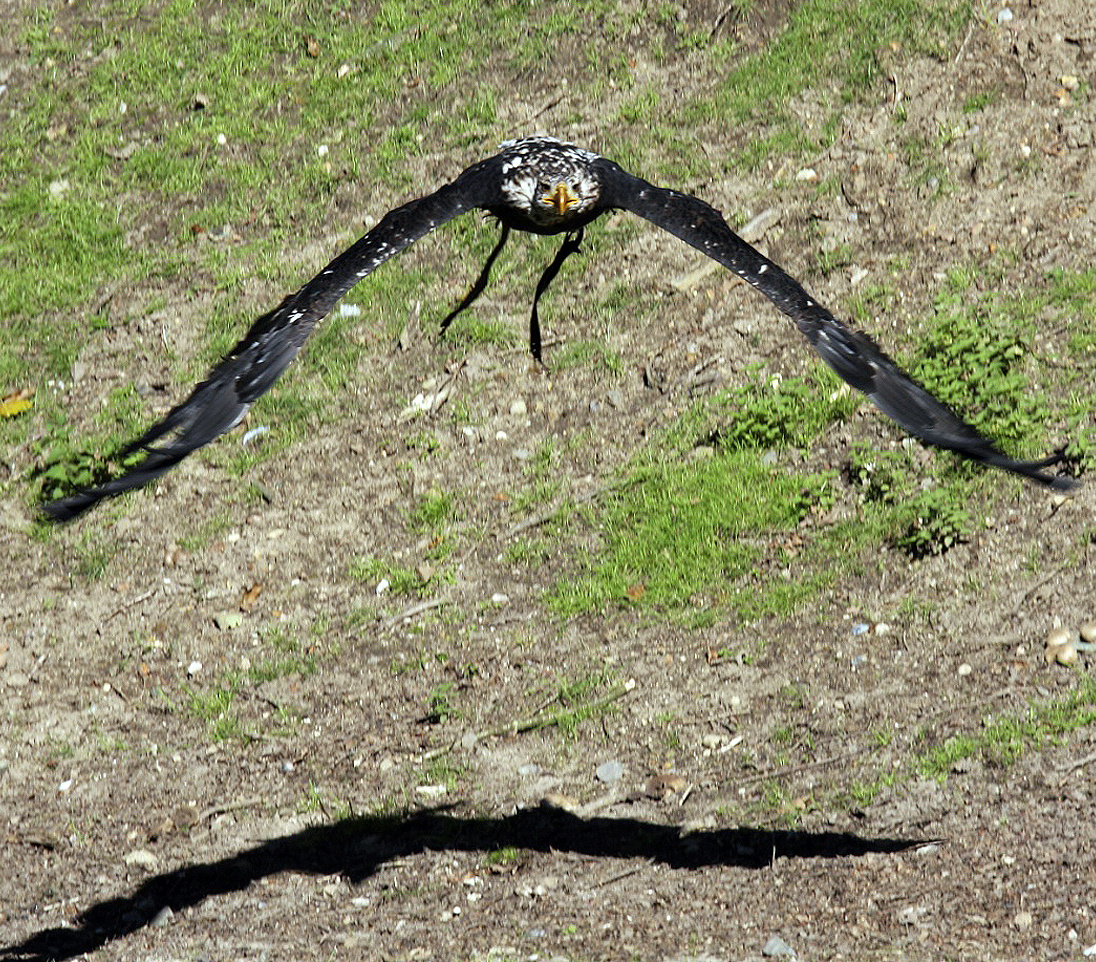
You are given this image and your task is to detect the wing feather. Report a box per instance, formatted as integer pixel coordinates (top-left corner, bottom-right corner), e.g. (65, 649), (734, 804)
(596, 159), (1073, 490)
(43, 157), (505, 520)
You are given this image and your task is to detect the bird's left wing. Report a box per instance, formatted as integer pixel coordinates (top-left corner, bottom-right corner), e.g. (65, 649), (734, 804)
(595, 159), (1074, 490)
(42, 156), (506, 521)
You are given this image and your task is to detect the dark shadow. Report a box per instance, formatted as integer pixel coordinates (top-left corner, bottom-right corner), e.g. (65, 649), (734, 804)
(2, 804), (927, 961)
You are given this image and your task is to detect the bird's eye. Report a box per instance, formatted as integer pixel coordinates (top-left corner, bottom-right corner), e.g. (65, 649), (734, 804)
(536, 180), (550, 195)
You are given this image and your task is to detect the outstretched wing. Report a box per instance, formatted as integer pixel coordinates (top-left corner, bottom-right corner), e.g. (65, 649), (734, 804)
(43, 156), (507, 521)
(596, 159), (1074, 490)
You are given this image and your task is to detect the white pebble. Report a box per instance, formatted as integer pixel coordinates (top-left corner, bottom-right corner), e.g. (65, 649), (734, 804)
(375, 578), (390, 595)
(1056, 643), (1078, 666)
(187, 660), (202, 677)
(317, 144), (329, 157)
(123, 849), (159, 869)
(957, 663), (973, 677)
(216, 133), (227, 145)
(1047, 627), (1073, 647)
(997, 8), (1013, 24)
(596, 760), (624, 783)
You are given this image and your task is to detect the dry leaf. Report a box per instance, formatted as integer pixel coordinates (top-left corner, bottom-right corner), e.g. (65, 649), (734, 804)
(239, 583), (263, 612)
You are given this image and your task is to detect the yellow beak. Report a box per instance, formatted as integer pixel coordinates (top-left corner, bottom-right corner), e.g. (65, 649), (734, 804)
(543, 183), (579, 215)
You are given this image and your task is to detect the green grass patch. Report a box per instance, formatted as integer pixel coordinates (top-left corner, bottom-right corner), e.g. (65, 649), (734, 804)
(549, 369), (862, 620)
(350, 555), (430, 596)
(549, 446), (836, 618)
(916, 286), (1047, 454)
(834, 680), (1096, 815)
(917, 680), (1096, 779)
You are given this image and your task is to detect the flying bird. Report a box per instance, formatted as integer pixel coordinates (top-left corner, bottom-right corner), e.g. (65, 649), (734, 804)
(42, 135), (1074, 520)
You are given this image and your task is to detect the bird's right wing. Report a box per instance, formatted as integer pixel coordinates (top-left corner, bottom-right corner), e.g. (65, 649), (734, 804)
(42, 156), (506, 521)
(596, 159), (1075, 490)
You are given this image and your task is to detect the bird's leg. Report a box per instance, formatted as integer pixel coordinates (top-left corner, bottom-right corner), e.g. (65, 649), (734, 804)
(439, 224), (511, 336)
(528, 228), (584, 363)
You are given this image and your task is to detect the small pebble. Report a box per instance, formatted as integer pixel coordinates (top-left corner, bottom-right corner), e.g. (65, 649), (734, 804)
(897, 906), (928, 925)
(1080, 622), (1096, 644)
(490, 592), (509, 605)
(123, 849), (159, 869)
(186, 660), (202, 677)
(762, 934), (796, 957)
(541, 792), (579, 811)
(1056, 643), (1078, 666)
(213, 611), (243, 630)
(1045, 626), (1076, 664)
(795, 168), (818, 182)
(595, 760), (624, 783)
(997, 7), (1013, 24)
(1046, 626), (1073, 647)
(957, 663), (973, 677)
(509, 398), (527, 417)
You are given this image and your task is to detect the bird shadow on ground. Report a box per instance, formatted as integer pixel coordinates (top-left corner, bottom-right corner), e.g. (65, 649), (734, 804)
(2, 804), (928, 961)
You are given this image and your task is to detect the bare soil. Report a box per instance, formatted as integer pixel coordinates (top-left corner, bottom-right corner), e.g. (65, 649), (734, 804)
(3, 1), (1096, 960)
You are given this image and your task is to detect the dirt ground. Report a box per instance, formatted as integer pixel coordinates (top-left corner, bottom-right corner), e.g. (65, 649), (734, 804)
(3, 1), (1096, 960)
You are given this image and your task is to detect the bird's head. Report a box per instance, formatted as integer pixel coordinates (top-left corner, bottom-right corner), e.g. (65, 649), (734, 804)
(498, 136), (601, 229)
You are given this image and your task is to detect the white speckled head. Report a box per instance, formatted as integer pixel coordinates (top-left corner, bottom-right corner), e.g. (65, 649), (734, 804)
(497, 136), (602, 228)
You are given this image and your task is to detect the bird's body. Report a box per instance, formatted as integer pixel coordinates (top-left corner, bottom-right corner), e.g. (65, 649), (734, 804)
(42, 135), (1073, 520)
